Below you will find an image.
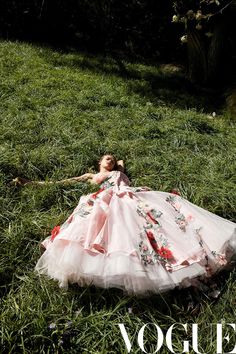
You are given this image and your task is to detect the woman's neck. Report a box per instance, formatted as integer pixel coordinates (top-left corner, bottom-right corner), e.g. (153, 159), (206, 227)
(99, 168), (113, 173)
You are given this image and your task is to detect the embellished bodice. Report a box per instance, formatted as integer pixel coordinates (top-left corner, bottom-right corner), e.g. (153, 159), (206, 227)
(92, 171), (130, 190)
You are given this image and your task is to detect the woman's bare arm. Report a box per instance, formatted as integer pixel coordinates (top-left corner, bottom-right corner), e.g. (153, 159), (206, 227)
(12, 173), (94, 186)
(58, 173), (94, 183)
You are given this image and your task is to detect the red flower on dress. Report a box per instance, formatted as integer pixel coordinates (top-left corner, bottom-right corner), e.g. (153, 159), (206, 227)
(146, 231), (155, 241)
(91, 188), (104, 199)
(51, 225), (60, 241)
(146, 231), (159, 252)
(157, 247), (173, 259)
(170, 189), (181, 196)
(147, 212), (158, 224)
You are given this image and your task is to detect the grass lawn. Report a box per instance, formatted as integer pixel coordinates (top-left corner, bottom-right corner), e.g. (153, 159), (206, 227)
(0, 40), (236, 353)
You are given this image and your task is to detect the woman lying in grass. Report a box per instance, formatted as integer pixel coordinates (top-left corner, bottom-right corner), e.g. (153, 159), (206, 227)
(14, 154), (236, 295)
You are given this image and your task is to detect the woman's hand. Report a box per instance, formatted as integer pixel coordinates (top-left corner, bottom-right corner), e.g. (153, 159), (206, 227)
(117, 160), (124, 172)
(12, 177), (33, 186)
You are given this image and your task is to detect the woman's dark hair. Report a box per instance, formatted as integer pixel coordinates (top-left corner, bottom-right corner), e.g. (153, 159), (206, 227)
(98, 154), (118, 171)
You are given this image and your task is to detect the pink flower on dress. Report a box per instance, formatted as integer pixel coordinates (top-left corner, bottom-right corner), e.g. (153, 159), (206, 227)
(186, 214), (193, 222)
(217, 254), (227, 266)
(51, 225), (60, 241)
(179, 221), (187, 230)
(142, 244), (148, 252)
(146, 255), (153, 264)
(174, 203), (181, 211)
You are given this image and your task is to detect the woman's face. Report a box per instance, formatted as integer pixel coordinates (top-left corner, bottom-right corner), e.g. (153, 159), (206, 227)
(99, 155), (116, 171)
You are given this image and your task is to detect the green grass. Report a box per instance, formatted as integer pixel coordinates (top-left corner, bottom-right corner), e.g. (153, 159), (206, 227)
(0, 40), (236, 353)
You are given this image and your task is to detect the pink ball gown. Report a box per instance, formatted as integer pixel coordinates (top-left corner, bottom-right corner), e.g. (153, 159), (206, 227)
(35, 170), (236, 295)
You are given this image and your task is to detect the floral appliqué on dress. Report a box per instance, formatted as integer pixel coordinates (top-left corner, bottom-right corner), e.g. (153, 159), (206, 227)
(50, 175), (115, 241)
(137, 198), (176, 270)
(166, 194), (194, 232)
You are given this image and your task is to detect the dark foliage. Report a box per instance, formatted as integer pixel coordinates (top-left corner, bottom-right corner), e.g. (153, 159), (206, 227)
(0, 0), (182, 60)
(172, 0), (236, 86)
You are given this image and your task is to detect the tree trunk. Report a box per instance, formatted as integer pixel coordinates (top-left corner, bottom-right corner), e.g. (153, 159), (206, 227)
(187, 30), (208, 85)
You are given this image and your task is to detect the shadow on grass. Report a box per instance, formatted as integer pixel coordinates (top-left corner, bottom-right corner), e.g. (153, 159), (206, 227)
(39, 46), (224, 114)
(67, 264), (236, 319)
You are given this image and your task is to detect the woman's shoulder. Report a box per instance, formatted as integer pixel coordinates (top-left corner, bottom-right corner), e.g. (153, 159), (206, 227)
(91, 171), (112, 184)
